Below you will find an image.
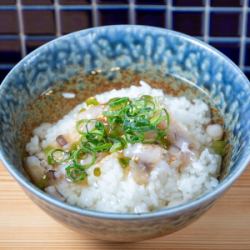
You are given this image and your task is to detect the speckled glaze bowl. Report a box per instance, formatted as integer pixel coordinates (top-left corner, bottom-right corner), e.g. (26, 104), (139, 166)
(0, 25), (250, 242)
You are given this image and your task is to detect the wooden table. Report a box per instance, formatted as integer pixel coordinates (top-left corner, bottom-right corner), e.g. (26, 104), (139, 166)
(0, 162), (250, 250)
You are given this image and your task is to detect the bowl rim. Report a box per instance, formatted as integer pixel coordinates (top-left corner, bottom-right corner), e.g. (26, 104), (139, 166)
(0, 25), (250, 220)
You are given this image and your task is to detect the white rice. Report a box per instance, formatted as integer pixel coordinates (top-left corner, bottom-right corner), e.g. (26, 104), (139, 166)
(25, 81), (221, 213)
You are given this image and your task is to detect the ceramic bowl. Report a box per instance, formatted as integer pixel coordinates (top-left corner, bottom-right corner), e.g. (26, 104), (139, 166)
(0, 25), (250, 242)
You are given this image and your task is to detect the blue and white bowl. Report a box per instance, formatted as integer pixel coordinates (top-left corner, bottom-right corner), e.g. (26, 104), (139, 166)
(0, 25), (250, 241)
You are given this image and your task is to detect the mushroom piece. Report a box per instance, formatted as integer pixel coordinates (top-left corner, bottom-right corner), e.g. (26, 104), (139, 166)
(56, 135), (68, 147)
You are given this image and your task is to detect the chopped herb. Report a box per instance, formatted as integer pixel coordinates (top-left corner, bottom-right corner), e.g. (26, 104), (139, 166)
(70, 142), (79, 151)
(48, 95), (170, 183)
(43, 145), (54, 156)
(48, 149), (69, 164)
(72, 149), (96, 168)
(76, 119), (91, 134)
(109, 138), (127, 152)
(108, 97), (130, 111)
(86, 97), (99, 106)
(118, 156), (131, 169)
(79, 108), (86, 113)
(66, 163), (87, 182)
(94, 167), (101, 177)
(211, 140), (226, 156)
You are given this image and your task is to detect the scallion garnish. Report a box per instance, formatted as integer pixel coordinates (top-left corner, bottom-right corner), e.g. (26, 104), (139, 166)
(65, 163), (87, 182)
(86, 97), (99, 106)
(118, 156), (131, 169)
(72, 149), (96, 168)
(48, 95), (170, 183)
(93, 167), (101, 177)
(48, 149), (69, 164)
(211, 140), (226, 156)
(79, 108), (86, 113)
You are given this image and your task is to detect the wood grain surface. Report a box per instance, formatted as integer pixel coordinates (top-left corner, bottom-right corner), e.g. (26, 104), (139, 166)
(0, 161), (250, 250)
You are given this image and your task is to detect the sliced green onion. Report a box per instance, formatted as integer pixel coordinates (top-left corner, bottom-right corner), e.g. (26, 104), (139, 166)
(62, 95), (172, 183)
(108, 124), (124, 137)
(162, 108), (170, 131)
(108, 97), (130, 111)
(70, 142), (79, 151)
(72, 149), (96, 168)
(150, 110), (162, 125)
(66, 164), (87, 182)
(140, 95), (153, 102)
(76, 119), (88, 134)
(139, 95), (155, 111)
(78, 119), (98, 133)
(43, 145), (54, 156)
(48, 149), (69, 164)
(79, 108), (86, 113)
(125, 104), (139, 117)
(125, 132), (144, 144)
(211, 140), (226, 156)
(81, 140), (112, 152)
(118, 156), (130, 169)
(93, 167), (101, 177)
(86, 97), (99, 106)
(157, 136), (171, 149)
(85, 131), (104, 142)
(84, 121), (105, 141)
(109, 138), (126, 152)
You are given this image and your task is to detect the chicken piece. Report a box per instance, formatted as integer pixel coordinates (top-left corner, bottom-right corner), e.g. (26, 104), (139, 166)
(167, 145), (195, 171)
(124, 143), (165, 164)
(158, 111), (200, 153)
(130, 160), (151, 185)
(25, 156), (60, 188)
(206, 124), (223, 140)
(25, 156), (46, 188)
(124, 144), (165, 185)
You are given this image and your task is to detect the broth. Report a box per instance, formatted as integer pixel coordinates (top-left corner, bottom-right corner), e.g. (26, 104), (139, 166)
(20, 70), (230, 180)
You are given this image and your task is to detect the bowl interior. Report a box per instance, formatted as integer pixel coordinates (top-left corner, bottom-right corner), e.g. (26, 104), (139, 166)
(0, 25), (250, 213)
